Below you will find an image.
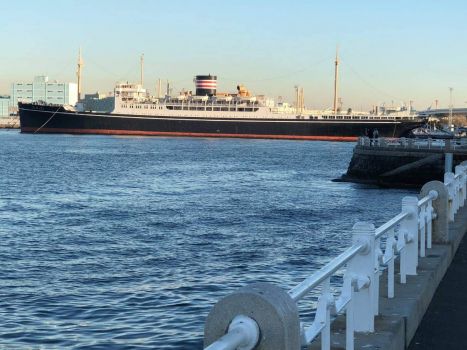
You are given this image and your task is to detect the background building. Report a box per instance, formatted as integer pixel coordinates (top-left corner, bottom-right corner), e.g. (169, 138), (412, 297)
(82, 92), (114, 112)
(0, 95), (19, 128)
(10, 76), (78, 108)
(0, 96), (9, 117)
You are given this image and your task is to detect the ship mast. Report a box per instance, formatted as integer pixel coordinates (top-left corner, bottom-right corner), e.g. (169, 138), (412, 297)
(300, 87), (304, 114)
(449, 87), (453, 131)
(295, 85), (299, 114)
(77, 48), (84, 101)
(157, 78), (162, 98)
(140, 53), (144, 87)
(293, 86), (305, 114)
(333, 46), (339, 116)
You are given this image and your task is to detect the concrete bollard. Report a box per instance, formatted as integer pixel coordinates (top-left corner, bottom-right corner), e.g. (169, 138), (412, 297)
(204, 282), (300, 350)
(420, 181), (449, 243)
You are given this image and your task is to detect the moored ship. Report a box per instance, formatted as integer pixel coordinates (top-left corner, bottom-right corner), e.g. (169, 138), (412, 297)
(19, 75), (424, 141)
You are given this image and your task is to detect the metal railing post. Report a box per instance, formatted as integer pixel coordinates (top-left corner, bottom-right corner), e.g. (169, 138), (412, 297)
(454, 171), (460, 214)
(387, 228), (396, 297)
(461, 162), (467, 203)
(344, 272), (355, 350)
(445, 153), (453, 173)
(426, 191), (438, 249)
(461, 165), (467, 206)
(374, 237), (382, 316)
(419, 204), (426, 257)
(455, 165), (465, 209)
(400, 197), (419, 277)
(347, 222), (376, 332)
(444, 172), (455, 222)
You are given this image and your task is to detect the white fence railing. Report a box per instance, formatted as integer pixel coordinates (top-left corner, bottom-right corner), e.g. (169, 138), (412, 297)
(358, 136), (467, 150)
(203, 165), (467, 350)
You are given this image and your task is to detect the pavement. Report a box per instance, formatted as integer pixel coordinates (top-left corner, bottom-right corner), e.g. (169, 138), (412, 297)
(408, 228), (467, 349)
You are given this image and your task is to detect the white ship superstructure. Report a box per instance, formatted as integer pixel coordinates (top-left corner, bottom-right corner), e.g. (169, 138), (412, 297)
(109, 76), (419, 122)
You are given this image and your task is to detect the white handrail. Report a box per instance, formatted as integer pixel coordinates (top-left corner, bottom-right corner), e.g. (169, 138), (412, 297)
(418, 190), (438, 207)
(205, 316), (259, 350)
(358, 136), (467, 150)
(375, 212), (409, 239)
(288, 243), (364, 302)
(204, 165), (467, 350)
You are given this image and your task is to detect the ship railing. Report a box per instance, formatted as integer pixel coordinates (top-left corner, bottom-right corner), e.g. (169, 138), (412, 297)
(203, 165), (467, 350)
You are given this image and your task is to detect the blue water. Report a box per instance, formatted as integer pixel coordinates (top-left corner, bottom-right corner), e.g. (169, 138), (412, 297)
(0, 130), (415, 349)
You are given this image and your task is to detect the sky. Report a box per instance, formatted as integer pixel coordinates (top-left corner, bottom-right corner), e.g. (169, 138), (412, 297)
(1, 0), (467, 110)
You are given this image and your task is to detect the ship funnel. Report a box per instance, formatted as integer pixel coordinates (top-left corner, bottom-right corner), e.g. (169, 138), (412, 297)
(195, 75), (217, 96)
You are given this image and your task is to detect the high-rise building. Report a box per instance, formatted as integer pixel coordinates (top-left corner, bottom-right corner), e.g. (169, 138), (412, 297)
(10, 76), (78, 108)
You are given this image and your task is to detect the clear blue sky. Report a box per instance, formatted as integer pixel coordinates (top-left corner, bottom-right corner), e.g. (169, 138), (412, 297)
(1, 0), (467, 110)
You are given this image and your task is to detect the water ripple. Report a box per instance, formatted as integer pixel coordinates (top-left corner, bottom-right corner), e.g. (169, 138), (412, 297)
(0, 131), (415, 349)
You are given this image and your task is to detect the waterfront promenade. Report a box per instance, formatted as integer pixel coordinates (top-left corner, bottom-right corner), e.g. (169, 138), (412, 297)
(409, 219), (467, 349)
(203, 164), (467, 349)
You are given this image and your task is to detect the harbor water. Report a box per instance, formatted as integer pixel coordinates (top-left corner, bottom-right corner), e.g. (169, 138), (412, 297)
(0, 130), (415, 349)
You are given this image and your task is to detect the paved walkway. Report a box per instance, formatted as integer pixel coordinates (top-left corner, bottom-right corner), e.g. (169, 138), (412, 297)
(409, 228), (467, 349)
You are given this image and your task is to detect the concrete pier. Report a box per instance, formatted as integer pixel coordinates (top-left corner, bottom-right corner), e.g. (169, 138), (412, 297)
(0, 117), (19, 129)
(341, 138), (467, 187)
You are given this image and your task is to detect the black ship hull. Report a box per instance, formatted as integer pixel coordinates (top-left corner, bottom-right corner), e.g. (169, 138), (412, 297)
(19, 103), (424, 141)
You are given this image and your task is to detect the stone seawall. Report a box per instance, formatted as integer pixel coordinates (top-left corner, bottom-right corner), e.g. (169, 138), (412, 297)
(341, 142), (467, 187)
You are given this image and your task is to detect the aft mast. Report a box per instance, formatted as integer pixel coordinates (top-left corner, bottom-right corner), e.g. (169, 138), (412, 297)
(333, 46), (339, 117)
(140, 54), (144, 87)
(449, 87), (453, 131)
(77, 48), (84, 101)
